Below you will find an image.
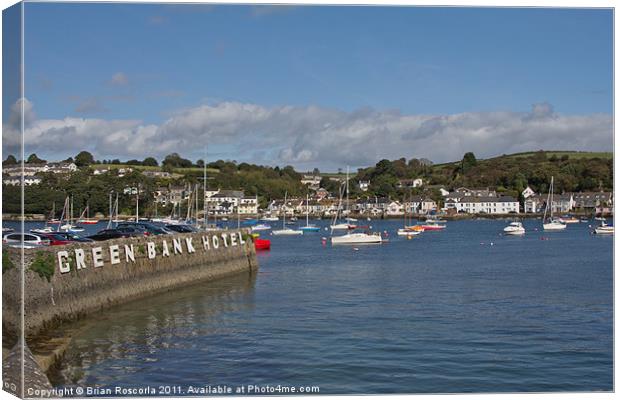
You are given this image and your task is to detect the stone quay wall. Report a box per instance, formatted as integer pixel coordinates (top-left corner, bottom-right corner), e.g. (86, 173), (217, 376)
(3, 230), (257, 340)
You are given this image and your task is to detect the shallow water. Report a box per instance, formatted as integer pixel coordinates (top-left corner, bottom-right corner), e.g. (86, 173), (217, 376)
(7, 219), (613, 393)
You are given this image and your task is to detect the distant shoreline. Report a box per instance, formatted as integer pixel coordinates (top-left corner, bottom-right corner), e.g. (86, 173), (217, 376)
(2, 212), (612, 223)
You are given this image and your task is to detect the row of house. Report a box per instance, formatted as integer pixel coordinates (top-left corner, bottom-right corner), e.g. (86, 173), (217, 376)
(267, 196), (439, 217)
(523, 192), (613, 214)
(2, 162), (78, 185)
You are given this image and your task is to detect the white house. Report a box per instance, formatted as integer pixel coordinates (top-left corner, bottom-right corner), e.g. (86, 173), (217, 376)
(385, 201), (404, 216)
(454, 196), (519, 214)
(358, 180), (370, 192)
(522, 186), (536, 199)
(3, 176), (42, 186)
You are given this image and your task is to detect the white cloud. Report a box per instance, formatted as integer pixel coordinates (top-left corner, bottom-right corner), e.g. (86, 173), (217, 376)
(108, 72), (129, 86)
(3, 99), (612, 169)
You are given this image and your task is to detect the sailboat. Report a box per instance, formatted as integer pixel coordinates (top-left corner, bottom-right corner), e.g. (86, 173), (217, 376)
(60, 196), (85, 232)
(78, 202), (99, 224)
(542, 176), (567, 231)
(397, 194), (422, 236)
(272, 192), (303, 236)
(330, 167), (354, 230)
(300, 193), (320, 232)
(32, 203), (58, 234)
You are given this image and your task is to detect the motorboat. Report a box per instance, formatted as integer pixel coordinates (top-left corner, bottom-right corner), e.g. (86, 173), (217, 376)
(261, 216), (279, 222)
(559, 216), (579, 224)
(30, 227), (55, 234)
(594, 221), (614, 235)
(331, 231), (382, 245)
(300, 225), (321, 232)
(251, 224), (271, 232)
(503, 221), (525, 235)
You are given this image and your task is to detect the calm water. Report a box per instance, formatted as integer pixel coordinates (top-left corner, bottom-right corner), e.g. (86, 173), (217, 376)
(7, 219), (613, 393)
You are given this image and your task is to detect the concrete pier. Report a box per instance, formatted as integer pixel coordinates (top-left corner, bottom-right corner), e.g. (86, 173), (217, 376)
(3, 230), (257, 341)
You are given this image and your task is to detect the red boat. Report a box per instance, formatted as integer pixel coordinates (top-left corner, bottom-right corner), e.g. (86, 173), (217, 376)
(254, 238), (271, 251)
(78, 219), (99, 225)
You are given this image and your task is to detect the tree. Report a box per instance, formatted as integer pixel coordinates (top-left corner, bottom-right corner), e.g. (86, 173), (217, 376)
(26, 153), (46, 164)
(461, 152), (477, 173)
(63, 157), (74, 163)
(195, 159), (204, 168)
(3, 155), (17, 165)
(142, 157), (158, 167)
(162, 153), (193, 168)
(75, 151), (95, 167)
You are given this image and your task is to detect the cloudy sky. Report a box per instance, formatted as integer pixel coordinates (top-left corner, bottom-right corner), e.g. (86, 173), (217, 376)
(3, 4), (613, 170)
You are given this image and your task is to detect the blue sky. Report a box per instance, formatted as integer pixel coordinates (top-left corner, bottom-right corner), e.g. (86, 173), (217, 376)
(3, 4), (614, 169)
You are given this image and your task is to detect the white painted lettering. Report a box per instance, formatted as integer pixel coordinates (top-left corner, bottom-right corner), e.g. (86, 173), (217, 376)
(230, 233), (238, 246)
(75, 248), (87, 270)
(147, 242), (156, 259)
(92, 247), (104, 268)
(238, 232), (245, 244)
(212, 235), (220, 249)
(162, 240), (170, 257)
(124, 245), (135, 263)
(185, 237), (195, 253)
(173, 238), (183, 254)
(57, 251), (70, 274)
(202, 235), (210, 250)
(109, 245), (120, 265)
(221, 233), (229, 247)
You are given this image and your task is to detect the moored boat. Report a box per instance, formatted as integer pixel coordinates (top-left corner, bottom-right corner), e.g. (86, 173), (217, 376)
(594, 220), (614, 235)
(331, 231), (382, 245)
(542, 177), (567, 231)
(254, 237), (271, 250)
(251, 224), (271, 232)
(503, 221), (525, 235)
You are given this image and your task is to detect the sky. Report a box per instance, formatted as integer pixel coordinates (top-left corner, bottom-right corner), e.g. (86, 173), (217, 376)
(2, 3), (614, 170)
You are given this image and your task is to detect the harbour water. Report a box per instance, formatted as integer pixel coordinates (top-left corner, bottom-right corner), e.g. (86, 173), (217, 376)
(6, 218), (613, 393)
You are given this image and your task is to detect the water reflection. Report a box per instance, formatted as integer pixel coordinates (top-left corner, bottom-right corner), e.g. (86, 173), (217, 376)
(52, 272), (257, 387)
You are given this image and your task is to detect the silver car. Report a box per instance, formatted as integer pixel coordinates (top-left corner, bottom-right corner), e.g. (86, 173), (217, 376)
(3, 233), (51, 248)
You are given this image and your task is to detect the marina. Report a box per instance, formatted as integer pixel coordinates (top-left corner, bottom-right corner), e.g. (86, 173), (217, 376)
(2, 217), (612, 393)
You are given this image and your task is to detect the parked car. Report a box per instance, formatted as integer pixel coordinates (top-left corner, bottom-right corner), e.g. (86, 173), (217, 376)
(3, 233), (50, 248)
(40, 232), (94, 244)
(116, 225), (151, 237)
(87, 229), (134, 241)
(117, 222), (170, 235)
(164, 224), (197, 233)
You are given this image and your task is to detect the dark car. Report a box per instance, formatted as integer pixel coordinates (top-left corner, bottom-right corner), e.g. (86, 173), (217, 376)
(164, 224), (197, 233)
(39, 233), (77, 246)
(117, 222), (170, 235)
(116, 225), (151, 237)
(53, 232), (94, 243)
(87, 229), (134, 241)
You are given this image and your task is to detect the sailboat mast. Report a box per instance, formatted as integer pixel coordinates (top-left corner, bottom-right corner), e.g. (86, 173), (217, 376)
(135, 187), (139, 222)
(306, 193), (309, 226)
(203, 147), (208, 228)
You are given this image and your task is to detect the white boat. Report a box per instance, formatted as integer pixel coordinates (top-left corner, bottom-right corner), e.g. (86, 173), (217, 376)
(594, 221), (614, 235)
(330, 167), (355, 231)
(31, 226), (55, 234)
(332, 232), (382, 244)
(542, 177), (567, 231)
(397, 228), (421, 237)
(271, 191), (303, 236)
(503, 221), (525, 235)
(251, 224), (271, 232)
(559, 216), (579, 224)
(272, 228), (303, 236)
(330, 223), (351, 230)
(300, 194), (321, 232)
(261, 216), (279, 222)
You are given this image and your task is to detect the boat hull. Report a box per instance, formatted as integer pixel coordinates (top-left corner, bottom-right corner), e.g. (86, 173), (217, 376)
(331, 233), (382, 244)
(254, 238), (271, 250)
(272, 229), (303, 236)
(543, 222), (566, 231)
